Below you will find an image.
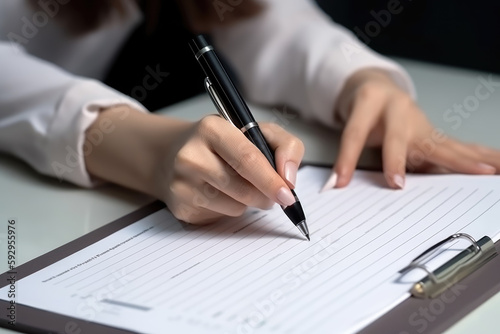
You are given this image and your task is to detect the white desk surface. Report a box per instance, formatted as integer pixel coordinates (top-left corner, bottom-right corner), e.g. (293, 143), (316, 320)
(1, 58), (499, 333)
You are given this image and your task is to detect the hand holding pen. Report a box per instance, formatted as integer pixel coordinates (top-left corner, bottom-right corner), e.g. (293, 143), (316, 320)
(188, 35), (309, 240)
(86, 35), (309, 239)
(122, 35), (307, 230)
(159, 112), (305, 228)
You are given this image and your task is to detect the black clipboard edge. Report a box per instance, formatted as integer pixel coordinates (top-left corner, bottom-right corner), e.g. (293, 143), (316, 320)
(0, 200), (166, 334)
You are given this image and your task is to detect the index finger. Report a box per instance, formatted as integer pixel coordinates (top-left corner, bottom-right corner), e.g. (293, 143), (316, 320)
(208, 120), (296, 207)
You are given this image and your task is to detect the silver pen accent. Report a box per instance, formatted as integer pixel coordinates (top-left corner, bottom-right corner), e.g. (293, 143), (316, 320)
(295, 220), (310, 241)
(204, 78), (235, 126)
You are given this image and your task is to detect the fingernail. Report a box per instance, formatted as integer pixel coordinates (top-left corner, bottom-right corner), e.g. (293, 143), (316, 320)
(477, 163), (496, 173)
(284, 161), (298, 187)
(320, 172), (337, 193)
(277, 187), (296, 207)
(393, 174), (405, 189)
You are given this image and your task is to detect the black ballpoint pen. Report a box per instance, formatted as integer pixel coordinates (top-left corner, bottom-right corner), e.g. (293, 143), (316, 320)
(188, 34), (310, 241)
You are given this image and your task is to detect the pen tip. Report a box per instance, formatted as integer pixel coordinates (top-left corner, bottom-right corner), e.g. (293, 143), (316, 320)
(306, 234), (310, 241)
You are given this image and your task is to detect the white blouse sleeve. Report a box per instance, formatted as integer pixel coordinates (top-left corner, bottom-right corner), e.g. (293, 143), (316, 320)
(0, 42), (147, 187)
(211, 0), (416, 128)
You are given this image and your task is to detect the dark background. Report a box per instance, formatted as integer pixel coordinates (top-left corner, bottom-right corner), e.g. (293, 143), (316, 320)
(315, 0), (500, 74)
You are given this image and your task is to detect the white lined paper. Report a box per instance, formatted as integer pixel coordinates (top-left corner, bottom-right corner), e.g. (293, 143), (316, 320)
(2, 166), (500, 334)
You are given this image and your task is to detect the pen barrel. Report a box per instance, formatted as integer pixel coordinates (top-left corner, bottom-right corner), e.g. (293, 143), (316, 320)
(190, 35), (308, 236)
(245, 127), (276, 170)
(189, 38), (254, 129)
(283, 191), (306, 226)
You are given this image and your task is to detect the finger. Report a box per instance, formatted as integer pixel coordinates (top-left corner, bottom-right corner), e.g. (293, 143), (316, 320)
(204, 117), (296, 207)
(260, 123), (305, 188)
(175, 140), (274, 209)
(425, 140), (496, 174)
(181, 208), (232, 225)
(202, 154), (275, 210)
(382, 104), (410, 189)
(410, 161), (452, 174)
(333, 92), (386, 188)
(456, 142), (500, 172)
(193, 184), (249, 218)
(168, 178), (248, 224)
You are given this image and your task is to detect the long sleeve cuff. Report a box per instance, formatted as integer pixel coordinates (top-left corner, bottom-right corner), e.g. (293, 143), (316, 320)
(46, 79), (148, 188)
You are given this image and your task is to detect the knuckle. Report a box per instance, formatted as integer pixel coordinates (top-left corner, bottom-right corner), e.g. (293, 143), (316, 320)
(170, 206), (189, 223)
(343, 125), (365, 142)
(198, 115), (219, 131)
(233, 182), (255, 204)
(233, 148), (260, 172)
(242, 151), (259, 165)
(291, 137), (305, 155)
(175, 146), (194, 166)
(175, 146), (206, 174)
(397, 94), (415, 111)
(357, 83), (380, 100)
(229, 204), (248, 217)
(386, 131), (407, 144)
(168, 180), (183, 196)
(197, 115), (223, 142)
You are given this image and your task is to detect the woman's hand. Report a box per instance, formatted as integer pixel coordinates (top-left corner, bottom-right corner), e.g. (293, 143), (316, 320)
(85, 108), (304, 225)
(158, 115), (304, 224)
(325, 68), (500, 190)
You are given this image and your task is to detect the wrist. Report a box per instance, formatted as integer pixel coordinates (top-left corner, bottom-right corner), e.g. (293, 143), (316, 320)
(84, 106), (191, 198)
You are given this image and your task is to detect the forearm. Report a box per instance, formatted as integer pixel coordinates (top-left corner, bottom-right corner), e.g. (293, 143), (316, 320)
(212, 0), (415, 128)
(84, 106), (190, 198)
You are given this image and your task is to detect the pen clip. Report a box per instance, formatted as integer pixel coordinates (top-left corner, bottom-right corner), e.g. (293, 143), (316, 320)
(204, 77), (235, 127)
(399, 234), (497, 299)
(399, 233), (481, 278)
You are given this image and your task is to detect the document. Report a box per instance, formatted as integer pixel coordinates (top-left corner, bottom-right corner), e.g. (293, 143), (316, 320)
(2, 166), (500, 334)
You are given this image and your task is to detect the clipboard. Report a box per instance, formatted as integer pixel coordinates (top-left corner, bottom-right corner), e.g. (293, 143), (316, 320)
(360, 233), (500, 334)
(0, 201), (165, 334)
(1, 164), (500, 334)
